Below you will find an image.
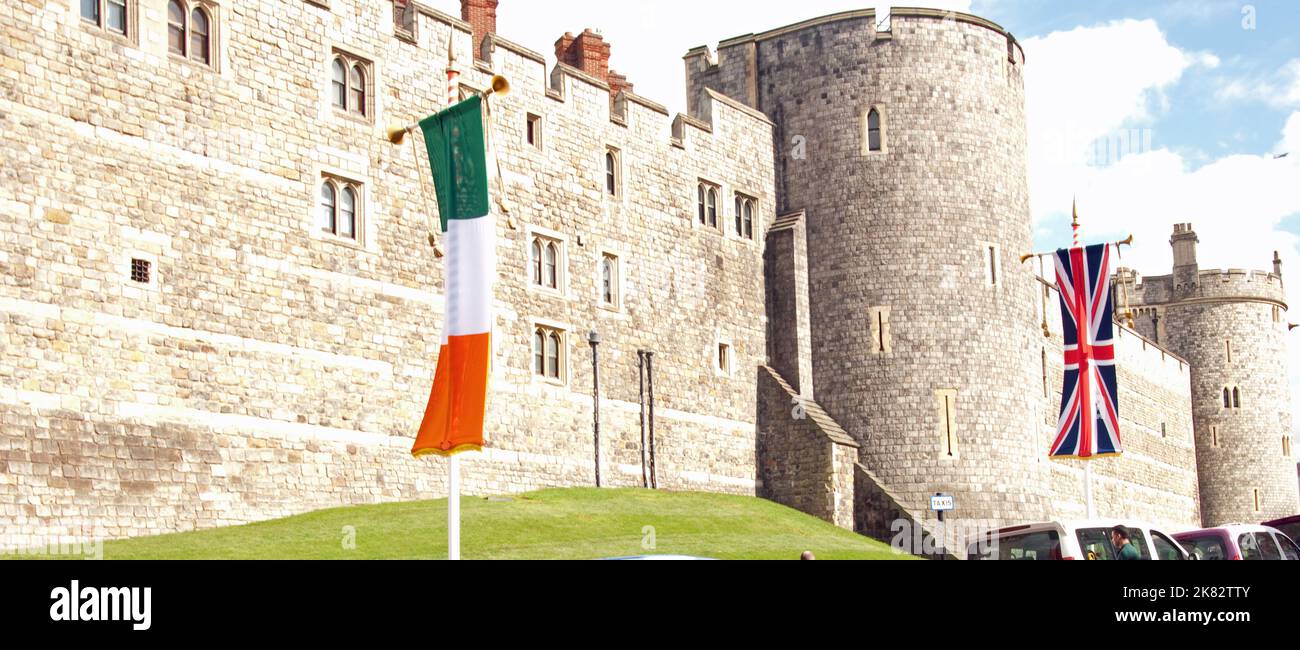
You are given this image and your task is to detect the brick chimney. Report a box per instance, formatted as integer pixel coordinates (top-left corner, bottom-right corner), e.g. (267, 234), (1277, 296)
(556, 30), (609, 79)
(461, 0), (498, 60)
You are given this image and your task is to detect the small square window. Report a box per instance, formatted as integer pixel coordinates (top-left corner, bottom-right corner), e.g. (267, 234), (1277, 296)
(130, 258), (151, 284)
(527, 114), (543, 149)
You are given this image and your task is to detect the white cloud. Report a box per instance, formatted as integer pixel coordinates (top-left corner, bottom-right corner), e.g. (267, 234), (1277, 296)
(1023, 19), (1300, 431)
(1023, 19), (1206, 220)
(1215, 58), (1300, 108)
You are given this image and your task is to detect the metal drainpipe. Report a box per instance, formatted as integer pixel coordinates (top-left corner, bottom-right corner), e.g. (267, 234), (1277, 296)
(638, 350), (648, 489)
(647, 351), (657, 490)
(589, 331), (602, 488)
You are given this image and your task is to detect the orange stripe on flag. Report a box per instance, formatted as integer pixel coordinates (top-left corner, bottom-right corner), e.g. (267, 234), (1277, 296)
(413, 332), (491, 458)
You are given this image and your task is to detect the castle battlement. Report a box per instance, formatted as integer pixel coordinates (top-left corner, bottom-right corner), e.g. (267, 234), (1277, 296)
(1128, 268), (1286, 308)
(396, 1), (773, 156)
(683, 7), (1025, 115)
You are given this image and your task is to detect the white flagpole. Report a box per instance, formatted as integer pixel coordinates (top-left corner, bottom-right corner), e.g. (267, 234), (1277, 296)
(446, 36), (463, 563)
(1084, 462), (1096, 519)
(448, 455), (461, 560)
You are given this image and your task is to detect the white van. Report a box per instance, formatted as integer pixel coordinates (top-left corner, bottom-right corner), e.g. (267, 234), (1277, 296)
(967, 520), (1191, 560)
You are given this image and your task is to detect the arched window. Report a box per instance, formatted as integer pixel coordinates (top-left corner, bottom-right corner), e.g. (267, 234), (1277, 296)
(190, 7), (211, 65)
(319, 177), (360, 241)
(605, 150), (618, 196)
(1233, 387), (1242, 409)
(743, 200), (754, 239)
(706, 187), (718, 228)
(349, 64), (366, 117)
(331, 58), (348, 110)
(339, 186), (356, 239)
(533, 329), (545, 376)
(533, 326), (565, 381)
(544, 242), (558, 289)
(734, 196), (743, 235)
(167, 1), (186, 56)
(697, 185), (706, 224)
(546, 332), (561, 378)
(867, 108), (882, 152)
(734, 195), (755, 239)
(319, 181), (336, 233)
(1223, 388), (1232, 409)
(531, 239), (543, 286)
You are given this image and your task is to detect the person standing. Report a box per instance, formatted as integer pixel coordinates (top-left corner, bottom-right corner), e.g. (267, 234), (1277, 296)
(1111, 526), (1141, 560)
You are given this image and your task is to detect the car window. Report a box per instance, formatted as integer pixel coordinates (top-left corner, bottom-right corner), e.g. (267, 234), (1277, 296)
(1240, 532), (1282, 560)
(1182, 535), (1228, 560)
(1275, 533), (1300, 561)
(1077, 528), (1116, 560)
(1152, 532), (1184, 560)
(989, 530), (1062, 560)
(1126, 529), (1153, 559)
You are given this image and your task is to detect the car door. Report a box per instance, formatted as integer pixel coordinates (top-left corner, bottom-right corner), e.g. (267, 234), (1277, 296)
(1151, 531), (1186, 560)
(1239, 532), (1282, 560)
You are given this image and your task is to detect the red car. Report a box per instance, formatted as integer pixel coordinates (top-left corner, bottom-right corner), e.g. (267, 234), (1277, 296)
(1264, 515), (1300, 545)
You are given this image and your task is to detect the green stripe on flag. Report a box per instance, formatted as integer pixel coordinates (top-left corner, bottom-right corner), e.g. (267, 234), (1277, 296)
(420, 95), (489, 232)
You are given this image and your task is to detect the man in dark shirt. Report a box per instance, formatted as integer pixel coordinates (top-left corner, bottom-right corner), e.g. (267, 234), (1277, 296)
(1111, 525), (1142, 560)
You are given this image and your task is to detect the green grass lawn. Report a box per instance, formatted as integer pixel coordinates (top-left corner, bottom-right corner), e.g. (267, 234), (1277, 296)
(11, 489), (912, 560)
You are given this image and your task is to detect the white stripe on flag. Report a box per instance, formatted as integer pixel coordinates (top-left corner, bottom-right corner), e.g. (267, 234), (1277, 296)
(443, 215), (496, 338)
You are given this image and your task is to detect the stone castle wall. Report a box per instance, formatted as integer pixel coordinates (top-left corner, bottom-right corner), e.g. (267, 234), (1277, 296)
(1122, 228), (1298, 526)
(1037, 279), (1202, 529)
(0, 0), (775, 543)
(687, 9), (1056, 528)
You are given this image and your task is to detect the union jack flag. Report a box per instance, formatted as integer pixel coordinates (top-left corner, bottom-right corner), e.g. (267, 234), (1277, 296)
(1050, 243), (1123, 459)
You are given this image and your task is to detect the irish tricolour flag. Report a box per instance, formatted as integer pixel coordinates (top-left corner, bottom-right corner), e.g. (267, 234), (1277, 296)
(413, 95), (495, 458)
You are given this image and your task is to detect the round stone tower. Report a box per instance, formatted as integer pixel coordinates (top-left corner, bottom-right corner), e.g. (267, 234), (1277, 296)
(687, 9), (1045, 526)
(1155, 225), (1298, 525)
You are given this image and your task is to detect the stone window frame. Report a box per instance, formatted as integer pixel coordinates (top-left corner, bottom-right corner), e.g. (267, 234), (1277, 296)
(327, 47), (379, 125)
(862, 105), (888, 155)
(525, 113), (544, 151)
(733, 191), (757, 241)
(696, 180), (722, 231)
(595, 248), (624, 313)
(526, 225), (568, 299)
(869, 306), (893, 355)
(936, 389), (959, 460)
(312, 166), (372, 250)
(530, 318), (570, 387)
(980, 241), (1002, 289)
(714, 336), (734, 378)
(165, 0), (222, 72)
(1210, 425), (1220, 448)
(317, 174), (364, 245)
(603, 146), (623, 199)
(78, 0), (139, 46)
(1221, 385), (1243, 411)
